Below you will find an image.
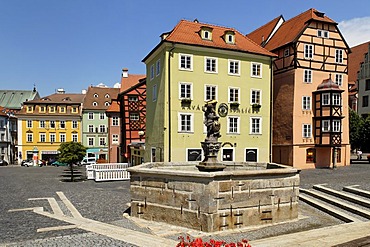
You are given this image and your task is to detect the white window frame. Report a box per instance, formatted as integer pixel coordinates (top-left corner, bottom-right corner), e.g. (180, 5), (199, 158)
(227, 116), (240, 134)
(150, 64), (154, 80)
(302, 124), (312, 138)
(50, 133), (56, 143)
(304, 44), (314, 59)
(60, 133), (66, 143)
(99, 124), (106, 133)
(228, 87), (240, 103)
(152, 84), (157, 102)
(26, 133), (33, 142)
(88, 137), (94, 146)
(179, 54), (193, 71)
(221, 148), (235, 162)
(39, 120), (45, 128)
(112, 116), (119, 126)
(335, 49), (344, 64)
(322, 93), (330, 105)
(112, 134), (119, 144)
(88, 112), (94, 120)
(50, 120), (55, 129)
(250, 117), (262, 134)
(332, 93), (341, 106)
(250, 89), (261, 105)
(204, 85), (217, 101)
(156, 59), (161, 76)
(88, 124), (94, 132)
(59, 120), (65, 129)
(302, 96), (311, 110)
(333, 120), (341, 132)
(317, 29), (329, 38)
(322, 120), (330, 132)
(228, 59), (240, 75)
(72, 134), (78, 142)
(335, 74), (343, 86)
(179, 82), (193, 99)
(251, 62), (262, 78)
(128, 96), (138, 102)
(204, 57), (218, 73)
(129, 113), (140, 121)
(99, 113), (105, 120)
(39, 133), (46, 142)
(178, 112), (194, 133)
(27, 120), (32, 128)
(99, 137), (106, 146)
(304, 69), (312, 83)
(226, 34), (234, 44)
(72, 120), (78, 129)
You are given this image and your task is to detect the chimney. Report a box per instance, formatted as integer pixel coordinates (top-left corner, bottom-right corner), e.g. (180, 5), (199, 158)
(81, 89), (87, 94)
(122, 68), (128, 78)
(56, 88), (65, 94)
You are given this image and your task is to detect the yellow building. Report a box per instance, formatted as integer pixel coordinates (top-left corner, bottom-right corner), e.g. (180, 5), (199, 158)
(17, 90), (85, 164)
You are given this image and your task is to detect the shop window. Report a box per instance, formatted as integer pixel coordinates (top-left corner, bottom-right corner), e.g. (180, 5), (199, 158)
(306, 148), (316, 163)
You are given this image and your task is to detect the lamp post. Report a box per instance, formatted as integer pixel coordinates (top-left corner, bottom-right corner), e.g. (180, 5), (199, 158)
(138, 131), (144, 141)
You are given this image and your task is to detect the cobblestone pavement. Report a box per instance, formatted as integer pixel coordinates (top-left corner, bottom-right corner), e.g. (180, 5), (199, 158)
(1, 162), (370, 246)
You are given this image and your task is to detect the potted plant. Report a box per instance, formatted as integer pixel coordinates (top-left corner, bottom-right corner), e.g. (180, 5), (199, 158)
(230, 102), (240, 108)
(252, 103), (261, 109)
(181, 98), (192, 104)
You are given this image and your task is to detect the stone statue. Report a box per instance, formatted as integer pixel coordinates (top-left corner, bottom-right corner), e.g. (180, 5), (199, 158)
(203, 100), (221, 142)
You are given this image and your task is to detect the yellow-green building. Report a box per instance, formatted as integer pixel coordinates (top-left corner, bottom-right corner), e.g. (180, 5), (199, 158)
(142, 20), (276, 163)
(17, 90), (85, 164)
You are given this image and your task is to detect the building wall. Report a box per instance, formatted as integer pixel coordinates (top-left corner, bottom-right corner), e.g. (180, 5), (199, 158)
(107, 112), (121, 163)
(145, 44), (272, 163)
(357, 45), (370, 117)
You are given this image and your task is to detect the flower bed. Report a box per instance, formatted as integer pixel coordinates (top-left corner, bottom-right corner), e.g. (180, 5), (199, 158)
(177, 236), (251, 247)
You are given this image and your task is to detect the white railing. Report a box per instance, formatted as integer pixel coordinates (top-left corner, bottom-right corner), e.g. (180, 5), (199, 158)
(86, 163), (130, 182)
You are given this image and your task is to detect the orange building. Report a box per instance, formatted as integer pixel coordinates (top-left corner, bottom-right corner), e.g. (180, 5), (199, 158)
(248, 8), (351, 168)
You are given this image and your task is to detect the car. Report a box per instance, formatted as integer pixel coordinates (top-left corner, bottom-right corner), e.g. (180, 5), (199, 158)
(21, 160), (42, 167)
(0, 160), (8, 166)
(51, 161), (68, 167)
(80, 157), (97, 165)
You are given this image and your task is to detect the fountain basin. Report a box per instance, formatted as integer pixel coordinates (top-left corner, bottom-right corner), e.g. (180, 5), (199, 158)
(128, 162), (300, 232)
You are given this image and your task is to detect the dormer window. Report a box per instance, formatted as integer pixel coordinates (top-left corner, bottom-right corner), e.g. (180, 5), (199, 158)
(224, 31), (235, 44)
(105, 94), (110, 98)
(200, 26), (213, 41)
(94, 93), (99, 98)
(317, 29), (329, 38)
(93, 102), (98, 106)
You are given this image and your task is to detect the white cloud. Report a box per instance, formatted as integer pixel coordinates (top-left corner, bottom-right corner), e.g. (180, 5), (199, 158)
(339, 17), (370, 47)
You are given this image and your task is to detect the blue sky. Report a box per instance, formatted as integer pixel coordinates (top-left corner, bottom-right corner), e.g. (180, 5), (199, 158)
(1, 0), (370, 97)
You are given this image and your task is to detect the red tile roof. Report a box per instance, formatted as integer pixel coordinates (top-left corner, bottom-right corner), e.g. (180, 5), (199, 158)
(146, 19), (276, 60)
(27, 93), (85, 104)
(348, 41), (370, 83)
(248, 8), (337, 51)
(83, 86), (120, 110)
(121, 74), (145, 92)
(106, 100), (120, 113)
(247, 16), (284, 46)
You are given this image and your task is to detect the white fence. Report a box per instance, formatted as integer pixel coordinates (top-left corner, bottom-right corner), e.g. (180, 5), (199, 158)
(86, 163), (131, 182)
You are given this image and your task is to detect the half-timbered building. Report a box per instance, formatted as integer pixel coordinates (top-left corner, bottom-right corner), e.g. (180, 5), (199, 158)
(248, 8), (351, 168)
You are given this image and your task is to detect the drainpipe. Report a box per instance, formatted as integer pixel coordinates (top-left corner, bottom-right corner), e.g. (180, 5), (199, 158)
(269, 57), (274, 163)
(168, 44), (175, 162)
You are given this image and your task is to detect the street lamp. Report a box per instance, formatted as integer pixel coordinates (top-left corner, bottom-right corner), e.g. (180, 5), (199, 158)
(138, 131), (144, 141)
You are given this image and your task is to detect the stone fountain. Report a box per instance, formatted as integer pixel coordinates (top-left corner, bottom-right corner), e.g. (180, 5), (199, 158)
(128, 101), (300, 232)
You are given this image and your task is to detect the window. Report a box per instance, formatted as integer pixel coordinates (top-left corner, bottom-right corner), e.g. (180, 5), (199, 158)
(60, 107), (65, 113)
(322, 93), (330, 105)
(50, 120), (55, 128)
(72, 107), (78, 113)
(250, 117), (261, 134)
(363, 96), (369, 107)
(333, 120), (341, 132)
(72, 121), (78, 129)
(88, 112), (94, 120)
(306, 148), (316, 163)
(27, 120), (32, 128)
(335, 49), (343, 64)
(156, 59), (160, 76)
(88, 137), (94, 146)
(205, 85), (217, 101)
(27, 106), (33, 112)
(39, 133), (46, 142)
(50, 133), (56, 143)
(304, 69), (312, 83)
(178, 113), (193, 133)
(302, 96), (311, 110)
(229, 87), (240, 103)
(251, 89), (261, 104)
(105, 94), (110, 98)
(317, 29), (329, 38)
(112, 117), (119, 126)
(130, 113), (139, 121)
(26, 133), (33, 142)
(205, 57), (217, 73)
(335, 74), (343, 86)
(152, 84), (157, 102)
(99, 137), (106, 146)
(94, 93), (99, 98)
(179, 83), (192, 99)
(60, 133), (66, 143)
(226, 34), (234, 44)
(228, 60), (240, 75)
(227, 116), (240, 134)
(112, 134), (119, 144)
(92, 102), (98, 106)
(302, 124), (311, 138)
(99, 113), (105, 120)
(204, 30), (210, 39)
(251, 63), (262, 77)
(187, 149), (202, 161)
(150, 64), (154, 80)
(39, 106), (45, 113)
(88, 124), (94, 132)
(366, 79), (370, 91)
(322, 120), (330, 132)
(128, 96), (138, 102)
(304, 44), (313, 59)
(332, 93), (341, 106)
(99, 125), (106, 133)
(284, 48), (289, 57)
(222, 148), (234, 161)
(151, 147), (156, 162)
(179, 54), (192, 70)
(245, 149), (257, 162)
(72, 134), (78, 142)
(49, 106), (55, 113)
(60, 121), (65, 129)
(39, 120), (45, 128)
(105, 102), (110, 107)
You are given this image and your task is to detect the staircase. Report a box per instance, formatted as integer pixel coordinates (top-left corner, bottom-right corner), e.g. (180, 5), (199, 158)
(299, 184), (370, 223)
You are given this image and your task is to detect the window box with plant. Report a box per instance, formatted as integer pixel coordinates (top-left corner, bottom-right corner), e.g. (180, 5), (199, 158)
(252, 103), (261, 109)
(181, 98), (192, 104)
(229, 102), (240, 108)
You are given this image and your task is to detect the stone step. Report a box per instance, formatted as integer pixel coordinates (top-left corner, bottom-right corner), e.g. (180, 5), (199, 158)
(300, 188), (370, 220)
(299, 193), (361, 223)
(343, 185), (370, 199)
(313, 184), (370, 208)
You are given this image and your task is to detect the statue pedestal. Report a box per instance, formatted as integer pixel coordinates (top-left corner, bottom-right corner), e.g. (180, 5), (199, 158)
(196, 141), (225, 172)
